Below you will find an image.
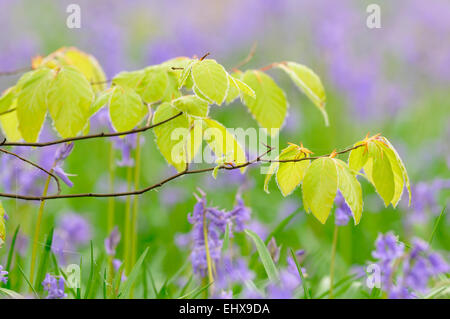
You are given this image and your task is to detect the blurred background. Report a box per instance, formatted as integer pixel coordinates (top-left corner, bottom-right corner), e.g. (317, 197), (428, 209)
(0, 0), (449, 297)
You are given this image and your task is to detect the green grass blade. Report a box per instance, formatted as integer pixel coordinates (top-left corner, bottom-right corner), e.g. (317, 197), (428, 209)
(429, 206), (446, 245)
(245, 229), (279, 281)
(289, 248), (311, 298)
(0, 287), (25, 299)
(34, 228), (54, 292)
(83, 241), (95, 299)
(17, 264), (38, 298)
(118, 247), (149, 298)
(178, 281), (214, 299)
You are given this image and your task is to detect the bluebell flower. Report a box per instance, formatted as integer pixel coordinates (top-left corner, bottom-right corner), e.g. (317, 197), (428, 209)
(42, 273), (66, 299)
(0, 265), (8, 284)
(334, 191), (353, 226)
(105, 226), (121, 256)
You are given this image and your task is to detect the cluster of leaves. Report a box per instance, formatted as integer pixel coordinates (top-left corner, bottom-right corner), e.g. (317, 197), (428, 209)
(264, 134), (411, 224)
(0, 47), (410, 225)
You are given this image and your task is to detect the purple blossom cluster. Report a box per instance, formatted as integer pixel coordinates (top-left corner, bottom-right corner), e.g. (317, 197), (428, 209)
(42, 273), (67, 299)
(403, 179), (450, 225)
(52, 212), (92, 264)
(334, 191), (353, 226)
(177, 192), (252, 277)
(0, 264), (8, 284)
(370, 232), (449, 298)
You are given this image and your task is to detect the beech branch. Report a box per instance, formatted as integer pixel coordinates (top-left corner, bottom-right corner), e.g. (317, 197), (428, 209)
(0, 147), (61, 194)
(0, 144), (361, 202)
(0, 112), (183, 148)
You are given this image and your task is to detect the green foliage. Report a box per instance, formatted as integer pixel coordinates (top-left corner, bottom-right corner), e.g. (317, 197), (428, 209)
(242, 70), (287, 135)
(16, 68), (53, 142)
(109, 85), (147, 132)
(245, 229), (279, 281)
(191, 59), (229, 105)
(172, 95), (209, 118)
(47, 66), (94, 138)
(278, 62), (328, 125)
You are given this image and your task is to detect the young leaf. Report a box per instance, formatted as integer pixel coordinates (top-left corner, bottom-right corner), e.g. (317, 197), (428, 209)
(302, 157), (338, 224)
(118, 247), (149, 298)
(242, 70), (287, 135)
(379, 137), (412, 206)
(58, 47), (107, 92)
(0, 86), (16, 113)
(172, 95), (209, 118)
(193, 85), (214, 104)
(225, 75), (241, 104)
(178, 60), (194, 89)
(112, 70), (145, 89)
(153, 102), (191, 172)
(276, 147), (310, 197)
(138, 67), (169, 103)
(191, 59), (229, 105)
(364, 143), (395, 207)
(109, 85), (147, 132)
(16, 68), (53, 142)
(203, 118), (247, 172)
(264, 144), (311, 196)
(348, 142), (369, 172)
(278, 62), (328, 125)
(245, 229), (279, 282)
(334, 159), (363, 224)
(90, 88), (115, 116)
(0, 105), (22, 142)
(47, 66), (94, 138)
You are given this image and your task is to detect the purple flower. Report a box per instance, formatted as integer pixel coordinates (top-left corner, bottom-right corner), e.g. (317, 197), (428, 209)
(53, 143), (75, 187)
(370, 232), (449, 298)
(52, 213), (92, 263)
(113, 259), (127, 282)
(0, 265), (8, 284)
(105, 226), (121, 256)
(215, 257), (255, 289)
(226, 195), (251, 236)
(334, 191), (353, 226)
(42, 273), (66, 299)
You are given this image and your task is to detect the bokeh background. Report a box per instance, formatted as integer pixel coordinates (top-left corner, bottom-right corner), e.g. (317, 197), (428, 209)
(0, 0), (449, 298)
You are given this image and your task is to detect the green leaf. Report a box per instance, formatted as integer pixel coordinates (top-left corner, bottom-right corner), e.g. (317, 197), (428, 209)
(193, 85), (214, 104)
(178, 60), (194, 89)
(47, 66), (94, 138)
(161, 72), (181, 102)
(109, 85), (147, 132)
(242, 70), (287, 135)
(118, 247), (149, 298)
(0, 202), (5, 248)
(112, 70), (145, 89)
(226, 74), (256, 104)
(0, 105), (22, 142)
(203, 118), (247, 172)
(0, 86), (16, 113)
(138, 67), (169, 103)
(276, 147), (310, 196)
(153, 102), (192, 172)
(278, 62), (328, 125)
(16, 68), (53, 142)
(302, 157), (338, 224)
(348, 142), (369, 172)
(172, 95), (209, 118)
(245, 229), (279, 282)
(380, 137), (412, 206)
(335, 159), (363, 224)
(90, 88), (115, 116)
(364, 143), (395, 207)
(264, 144), (311, 196)
(191, 59), (229, 105)
(59, 47), (107, 93)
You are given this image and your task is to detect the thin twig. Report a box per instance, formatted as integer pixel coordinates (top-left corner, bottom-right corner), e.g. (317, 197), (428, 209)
(0, 145), (273, 201)
(261, 144), (364, 163)
(1, 112), (183, 148)
(0, 147), (61, 194)
(232, 42), (257, 72)
(0, 66), (32, 76)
